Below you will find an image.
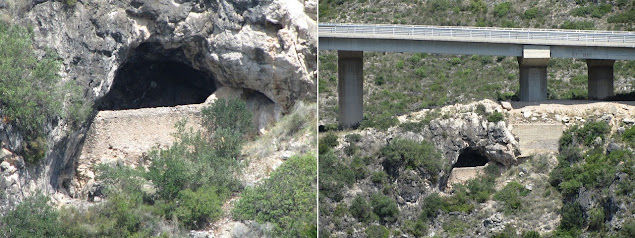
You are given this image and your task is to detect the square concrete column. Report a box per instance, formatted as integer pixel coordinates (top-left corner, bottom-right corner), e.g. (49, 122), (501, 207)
(338, 51), (364, 128)
(586, 59), (615, 100)
(517, 45), (550, 101)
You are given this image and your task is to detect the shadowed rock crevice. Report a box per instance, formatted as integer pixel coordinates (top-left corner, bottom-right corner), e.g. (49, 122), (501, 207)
(453, 147), (489, 168)
(97, 42), (217, 110)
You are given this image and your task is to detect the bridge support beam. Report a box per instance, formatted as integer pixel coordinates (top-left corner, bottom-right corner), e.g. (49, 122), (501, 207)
(586, 59), (614, 100)
(518, 46), (550, 101)
(338, 51), (364, 128)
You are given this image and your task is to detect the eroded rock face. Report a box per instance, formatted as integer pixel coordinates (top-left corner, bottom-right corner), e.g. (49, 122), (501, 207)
(0, 0), (316, 209)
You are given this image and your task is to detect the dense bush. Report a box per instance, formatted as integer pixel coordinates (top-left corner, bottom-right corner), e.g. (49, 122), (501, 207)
(587, 207), (604, 231)
(380, 138), (443, 182)
(350, 195), (371, 222)
(0, 193), (64, 237)
(319, 151), (355, 201)
(608, 10), (635, 23)
(494, 181), (529, 214)
(420, 193), (445, 221)
(175, 186), (227, 229)
(560, 20), (595, 30)
(370, 193), (399, 224)
(366, 224), (389, 238)
(559, 202), (584, 231)
(623, 125), (635, 148)
(319, 132), (339, 154)
(493, 2), (512, 17)
(487, 111), (505, 123)
(233, 154), (317, 237)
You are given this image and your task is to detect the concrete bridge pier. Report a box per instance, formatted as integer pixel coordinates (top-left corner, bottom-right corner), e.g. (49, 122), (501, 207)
(338, 51), (364, 128)
(586, 59), (615, 99)
(517, 45), (550, 101)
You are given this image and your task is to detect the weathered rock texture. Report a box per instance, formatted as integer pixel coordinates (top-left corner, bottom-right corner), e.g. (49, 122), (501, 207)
(0, 0), (316, 210)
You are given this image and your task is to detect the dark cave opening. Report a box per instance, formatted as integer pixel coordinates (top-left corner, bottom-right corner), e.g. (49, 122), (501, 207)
(453, 147), (489, 168)
(97, 43), (217, 110)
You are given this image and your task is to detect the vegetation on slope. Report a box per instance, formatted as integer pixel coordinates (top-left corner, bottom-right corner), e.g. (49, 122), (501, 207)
(549, 120), (635, 237)
(0, 22), (90, 163)
(0, 99), (317, 237)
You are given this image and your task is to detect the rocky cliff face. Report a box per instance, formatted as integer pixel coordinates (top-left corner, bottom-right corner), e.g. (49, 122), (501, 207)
(0, 0), (316, 211)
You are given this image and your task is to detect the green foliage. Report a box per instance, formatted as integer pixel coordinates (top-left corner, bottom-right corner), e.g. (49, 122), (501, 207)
(350, 195), (371, 222)
(146, 124), (241, 201)
(620, 219), (635, 238)
(427, 0), (451, 12)
(442, 217), (468, 236)
(608, 10), (635, 23)
(202, 98), (253, 138)
(366, 225), (389, 238)
(420, 193), (445, 221)
(469, 0), (487, 13)
(360, 112), (399, 130)
(63, 0), (78, 6)
(380, 138), (443, 182)
(403, 219), (428, 237)
(319, 151), (355, 201)
(559, 202), (584, 230)
(560, 20), (595, 30)
(0, 23), (89, 163)
(233, 154), (317, 237)
(370, 193), (399, 224)
(571, 4), (612, 18)
(487, 111), (505, 123)
(559, 121), (610, 148)
(319, 132), (339, 154)
(622, 125), (635, 148)
(0, 193), (64, 238)
(175, 186), (227, 229)
(201, 99), (252, 158)
(493, 2), (512, 17)
(494, 181), (529, 214)
(522, 230), (541, 238)
(523, 8), (540, 19)
(587, 207), (604, 231)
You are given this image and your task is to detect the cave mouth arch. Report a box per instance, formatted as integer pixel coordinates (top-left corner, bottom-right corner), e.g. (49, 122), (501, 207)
(453, 147), (489, 168)
(97, 42), (217, 110)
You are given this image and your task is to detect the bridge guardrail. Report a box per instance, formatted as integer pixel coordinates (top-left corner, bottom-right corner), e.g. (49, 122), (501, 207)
(319, 23), (635, 45)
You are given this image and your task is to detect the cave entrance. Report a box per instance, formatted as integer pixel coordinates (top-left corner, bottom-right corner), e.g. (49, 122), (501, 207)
(97, 42), (217, 110)
(453, 147), (489, 168)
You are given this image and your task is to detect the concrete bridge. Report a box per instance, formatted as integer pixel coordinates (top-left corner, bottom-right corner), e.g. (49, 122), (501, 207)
(318, 23), (635, 127)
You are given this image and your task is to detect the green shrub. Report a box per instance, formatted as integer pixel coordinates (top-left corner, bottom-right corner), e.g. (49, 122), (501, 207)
(442, 217), (468, 236)
(493, 2), (512, 17)
(522, 230), (541, 238)
(578, 121), (610, 146)
(523, 8), (540, 19)
(0, 193), (64, 237)
(175, 186), (227, 229)
(560, 20), (595, 30)
(319, 151), (355, 201)
(380, 138), (443, 182)
(608, 10), (635, 23)
(202, 98), (253, 137)
(587, 207), (604, 231)
(403, 219), (428, 237)
(320, 132), (339, 154)
(622, 125), (635, 148)
(233, 154), (317, 237)
(0, 23), (89, 163)
(621, 219), (635, 238)
(420, 193), (445, 221)
(487, 111), (505, 123)
(449, 57), (462, 65)
(427, 0), (451, 12)
(350, 196), (371, 222)
(559, 202), (584, 230)
(370, 193), (399, 224)
(63, 0), (77, 6)
(366, 225), (389, 238)
(469, 0), (487, 13)
(494, 181), (529, 214)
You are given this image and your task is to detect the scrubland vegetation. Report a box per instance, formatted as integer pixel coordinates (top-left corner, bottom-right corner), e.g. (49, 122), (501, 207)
(1, 98), (317, 237)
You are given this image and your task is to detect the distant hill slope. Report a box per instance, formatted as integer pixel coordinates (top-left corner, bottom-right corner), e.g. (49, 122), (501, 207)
(318, 0), (635, 126)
